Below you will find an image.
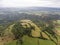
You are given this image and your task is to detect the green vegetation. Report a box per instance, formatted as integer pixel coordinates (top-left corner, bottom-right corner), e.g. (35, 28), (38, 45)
(0, 19), (59, 45)
(6, 40), (17, 45)
(6, 36), (55, 45)
(0, 10), (60, 45)
(6, 20), (57, 45)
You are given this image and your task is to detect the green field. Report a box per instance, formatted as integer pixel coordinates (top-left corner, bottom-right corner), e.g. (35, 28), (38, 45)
(6, 36), (55, 45)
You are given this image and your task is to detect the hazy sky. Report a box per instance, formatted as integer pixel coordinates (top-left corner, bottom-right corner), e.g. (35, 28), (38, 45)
(0, 0), (60, 8)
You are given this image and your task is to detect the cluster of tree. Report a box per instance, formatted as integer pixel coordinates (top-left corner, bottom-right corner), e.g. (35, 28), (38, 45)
(11, 21), (35, 45)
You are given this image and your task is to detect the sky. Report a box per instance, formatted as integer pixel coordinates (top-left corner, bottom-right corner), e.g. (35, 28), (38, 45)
(0, 0), (60, 8)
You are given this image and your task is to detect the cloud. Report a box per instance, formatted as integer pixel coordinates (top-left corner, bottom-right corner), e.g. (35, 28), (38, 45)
(38, 0), (60, 7)
(0, 0), (39, 7)
(0, 0), (60, 8)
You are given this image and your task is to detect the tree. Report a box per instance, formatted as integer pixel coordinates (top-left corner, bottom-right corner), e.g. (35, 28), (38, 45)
(12, 22), (24, 45)
(11, 21), (35, 45)
(40, 20), (58, 45)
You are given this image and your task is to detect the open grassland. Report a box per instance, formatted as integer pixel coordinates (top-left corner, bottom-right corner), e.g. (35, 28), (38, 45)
(6, 36), (55, 45)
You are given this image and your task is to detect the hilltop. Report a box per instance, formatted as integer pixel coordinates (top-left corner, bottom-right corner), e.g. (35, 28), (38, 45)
(0, 19), (59, 45)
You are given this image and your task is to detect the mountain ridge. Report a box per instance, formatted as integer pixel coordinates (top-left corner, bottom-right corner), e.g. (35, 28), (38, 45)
(0, 7), (60, 12)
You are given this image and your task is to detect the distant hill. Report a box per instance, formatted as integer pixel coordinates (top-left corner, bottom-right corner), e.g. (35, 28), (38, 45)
(0, 7), (60, 12)
(22, 7), (60, 12)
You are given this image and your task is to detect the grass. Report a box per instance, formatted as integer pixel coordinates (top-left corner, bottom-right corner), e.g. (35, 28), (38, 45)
(6, 40), (17, 45)
(55, 27), (60, 30)
(57, 20), (60, 24)
(23, 36), (55, 45)
(39, 39), (56, 45)
(6, 35), (56, 45)
(5, 20), (58, 45)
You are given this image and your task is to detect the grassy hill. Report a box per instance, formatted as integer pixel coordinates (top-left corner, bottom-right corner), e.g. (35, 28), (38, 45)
(0, 19), (59, 45)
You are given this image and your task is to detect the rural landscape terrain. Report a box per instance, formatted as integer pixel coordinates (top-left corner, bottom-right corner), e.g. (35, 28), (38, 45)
(0, 7), (60, 45)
